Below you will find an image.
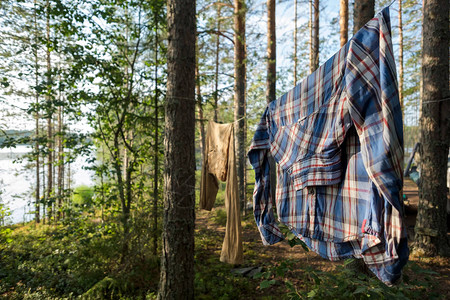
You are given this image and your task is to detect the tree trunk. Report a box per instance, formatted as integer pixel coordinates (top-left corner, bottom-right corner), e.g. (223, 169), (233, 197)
(214, 6), (221, 122)
(293, 0), (298, 85)
(56, 60), (64, 222)
(56, 102), (63, 221)
(34, 0), (40, 224)
(153, 10), (160, 256)
(267, 0), (276, 103)
(339, 0), (348, 47)
(414, 0), (449, 257)
(46, 0), (53, 224)
(398, 0), (404, 122)
(312, 0), (319, 71)
(157, 0), (196, 296)
(42, 154), (46, 224)
(347, 0), (375, 273)
(196, 37), (206, 163)
(309, 0), (313, 73)
(309, 0), (319, 73)
(234, 0), (246, 212)
(267, 0), (277, 206)
(113, 137), (129, 262)
(353, 0), (374, 34)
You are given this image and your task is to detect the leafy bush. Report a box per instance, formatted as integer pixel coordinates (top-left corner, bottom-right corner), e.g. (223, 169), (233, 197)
(72, 185), (94, 208)
(255, 259), (443, 300)
(0, 218), (160, 299)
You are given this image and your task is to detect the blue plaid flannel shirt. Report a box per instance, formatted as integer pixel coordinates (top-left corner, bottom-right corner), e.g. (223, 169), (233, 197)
(248, 7), (408, 285)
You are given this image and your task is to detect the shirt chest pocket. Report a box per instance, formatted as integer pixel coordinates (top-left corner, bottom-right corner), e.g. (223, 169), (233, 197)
(270, 107), (346, 190)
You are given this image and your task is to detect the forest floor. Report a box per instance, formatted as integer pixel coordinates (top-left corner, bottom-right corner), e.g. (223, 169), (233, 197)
(194, 178), (450, 299)
(1, 179), (449, 299)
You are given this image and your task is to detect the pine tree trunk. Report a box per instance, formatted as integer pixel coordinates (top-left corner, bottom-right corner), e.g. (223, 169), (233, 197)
(46, 0), (53, 224)
(293, 0), (297, 85)
(267, 0), (276, 103)
(35, 97), (40, 224)
(309, 0), (313, 73)
(414, 0), (449, 257)
(348, 0), (375, 273)
(34, 0), (40, 224)
(398, 0), (404, 122)
(56, 63), (63, 222)
(339, 0), (348, 47)
(57, 103), (63, 221)
(353, 0), (374, 34)
(195, 36), (206, 163)
(312, 0), (319, 70)
(157, 0), (196, 296)
(309, 0), (319, 73)
(214, 6), (221, 122)
(153, 11), (160, 256)
(234, 0), (246, 212)
(266, 0), (277, 205)
(42, 154), (46, 225)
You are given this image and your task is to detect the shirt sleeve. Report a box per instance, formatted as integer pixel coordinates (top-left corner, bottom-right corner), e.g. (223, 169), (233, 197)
(344, 8), (404, 214)
(248, 107), (284, 245)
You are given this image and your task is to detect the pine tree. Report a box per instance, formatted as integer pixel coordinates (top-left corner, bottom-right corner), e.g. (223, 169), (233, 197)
(309, 0), (319, 73)
(414, 0), (449, 256)
(339, 0), (348, 47)
(234, 0), (247, 211)
(398, 0), (404, 122)
(353, 0), (374, 34)
(158, 0), (196, 297)
(293, 0), (298, 84)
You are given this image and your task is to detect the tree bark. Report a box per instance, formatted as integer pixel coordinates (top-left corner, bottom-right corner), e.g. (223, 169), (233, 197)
(309, 0), (313, 73)
(46, 0), (53, 224)
(398, 0), (404, 122)
(353, 0), (374, 34)
(42, 153), (46, 224)
(214, 5), (221, 122)
(267, 0), (276, 103)
(339, 0), (348, 47)
(153, 8), (160, 256)
(312, 0), (319, 71)
(309, 0), (319, 73)
(234, 0), (246, 212)
(414, 0), (449, 256)
(34, 0), (40, 224)
(195, 37), (206, 163)
(266, 0), (277, 205)
(157, 0), (196, 296)
(293, 0), (297, 85)
(56, 101), (63, 221)
(347, 0), (375, 273)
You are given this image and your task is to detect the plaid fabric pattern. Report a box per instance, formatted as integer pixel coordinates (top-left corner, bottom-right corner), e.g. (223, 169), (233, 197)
(248, 7), (408, 285)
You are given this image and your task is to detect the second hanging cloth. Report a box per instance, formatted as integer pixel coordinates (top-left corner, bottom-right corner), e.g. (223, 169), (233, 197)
(200, 120), (243, 265)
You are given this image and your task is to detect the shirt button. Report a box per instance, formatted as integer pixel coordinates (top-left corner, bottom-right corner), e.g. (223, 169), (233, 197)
(308, 187), (315, 195)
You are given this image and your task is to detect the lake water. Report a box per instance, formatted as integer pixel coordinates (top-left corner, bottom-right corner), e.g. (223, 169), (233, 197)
(0, 145), (94, 224)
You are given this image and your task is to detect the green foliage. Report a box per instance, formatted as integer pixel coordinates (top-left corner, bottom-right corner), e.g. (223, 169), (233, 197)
(254, 260), (294, 291)
(278, 223), (309, 251)
(194, 227), (257, 299)
(72, 185), (94, 208)
(212, 208), (227, 227)
(254, 259), (444, 300)
(0, 219), (159, 299)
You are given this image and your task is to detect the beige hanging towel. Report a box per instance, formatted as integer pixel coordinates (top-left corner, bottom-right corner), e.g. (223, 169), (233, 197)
(200, 120), (243, 264)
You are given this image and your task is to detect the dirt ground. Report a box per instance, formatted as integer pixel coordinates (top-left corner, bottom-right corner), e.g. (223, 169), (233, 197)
(195, 178), (450, 298)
